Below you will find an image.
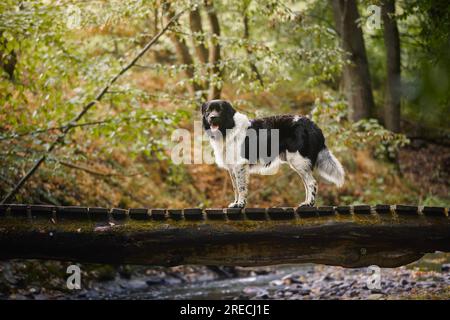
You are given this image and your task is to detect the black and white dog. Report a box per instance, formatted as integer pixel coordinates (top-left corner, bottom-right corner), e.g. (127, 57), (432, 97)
(201, 99), (345, 208)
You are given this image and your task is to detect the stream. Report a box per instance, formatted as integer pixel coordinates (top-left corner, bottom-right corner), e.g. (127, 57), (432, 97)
(70, 254), (450, 300)
(2, 254), (449, 300)
(74, 265), (311, 300)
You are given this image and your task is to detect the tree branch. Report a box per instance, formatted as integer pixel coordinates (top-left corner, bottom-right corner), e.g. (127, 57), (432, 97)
(242, 3), (264, 88)
(165, 6), (206, 98)
(0, 112), (181, 142)
(189, 7), (209, 64)
(57, 160), (147, 178)
(0, 10), (185, 204)
(205, 0), (222, 100)
(58, 161), (119, 177)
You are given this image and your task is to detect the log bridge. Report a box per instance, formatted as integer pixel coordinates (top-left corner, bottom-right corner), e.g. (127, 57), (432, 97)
(0, 204), (449, 268)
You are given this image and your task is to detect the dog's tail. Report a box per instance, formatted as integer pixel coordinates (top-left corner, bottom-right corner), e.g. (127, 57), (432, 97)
(316, 148), (345, 187)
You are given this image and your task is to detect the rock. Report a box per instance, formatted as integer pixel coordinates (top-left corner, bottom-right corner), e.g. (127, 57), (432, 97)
(164, 276), (183, 285)
(281, 276), (293, 285)
(275, 290), (284, 297)
(243, 286), (262, 296)
(336, 289), (346, 296)
(441, 264), (450, 272)
(370, 288), (383, 294)
(2, 266), (19, 285)
(300, 289), (311, 296)
(93, 225), (112, 232)
(255, 289), (270, 299)
(419, 281), (436, 288)
(322, 275), (334, 281)
(349, 290), (359, 297)
(127, 280), (148, 290)
(281, 274), (304, 284)
(145, 277), (165, 286)
(27, 287), (40, 295)
(269, 279), (284, 286)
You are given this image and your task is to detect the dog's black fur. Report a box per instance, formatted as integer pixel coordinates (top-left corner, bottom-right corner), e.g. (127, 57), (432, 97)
(245, 115), (326, 167)
(202, 100), (326, 168)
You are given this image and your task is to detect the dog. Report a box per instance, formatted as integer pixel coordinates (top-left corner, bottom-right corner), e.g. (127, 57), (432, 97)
(201, 99), (345, 208)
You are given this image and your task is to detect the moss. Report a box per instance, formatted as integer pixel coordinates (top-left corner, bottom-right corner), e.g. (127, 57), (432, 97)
(395, 287), (450, 300)
(88, 264), (117, 282)
(0, 212), (446, 234)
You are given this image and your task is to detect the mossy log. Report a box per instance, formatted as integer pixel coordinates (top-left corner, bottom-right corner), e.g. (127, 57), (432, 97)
(0, 204), (448, 268)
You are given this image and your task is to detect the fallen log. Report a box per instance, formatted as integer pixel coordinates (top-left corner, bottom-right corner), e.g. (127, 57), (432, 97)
(0, 205), (448, 268)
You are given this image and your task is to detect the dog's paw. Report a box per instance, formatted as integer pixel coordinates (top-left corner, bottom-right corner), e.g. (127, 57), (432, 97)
(298, 201), (314, 208)
(228, 202), (246, 208)
(227, 202), (238, 208)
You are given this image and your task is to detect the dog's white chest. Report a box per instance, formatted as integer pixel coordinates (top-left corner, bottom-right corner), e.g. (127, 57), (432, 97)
(209, 138), (226, 168)
(209, 112), (250, 169)
(209, 135), (245, 169)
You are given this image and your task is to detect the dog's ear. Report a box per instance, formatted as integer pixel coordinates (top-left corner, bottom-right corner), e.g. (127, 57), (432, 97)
(201, 102), (211, 131)
(223, 101), (236, 115)
(222, 101), (236, 129)
(201, 101), (209, 114)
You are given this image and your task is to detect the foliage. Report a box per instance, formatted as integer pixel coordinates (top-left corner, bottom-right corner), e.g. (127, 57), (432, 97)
(0, 0), (448, 207)
(391, 0), (449, 128)
(311, 92), (409, 160)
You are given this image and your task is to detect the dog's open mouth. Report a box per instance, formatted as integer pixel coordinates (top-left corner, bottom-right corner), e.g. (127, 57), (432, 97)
(210, 124), (219, 132)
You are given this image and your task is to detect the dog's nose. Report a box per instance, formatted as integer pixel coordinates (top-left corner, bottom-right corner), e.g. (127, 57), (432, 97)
(209, 115), (219, 121)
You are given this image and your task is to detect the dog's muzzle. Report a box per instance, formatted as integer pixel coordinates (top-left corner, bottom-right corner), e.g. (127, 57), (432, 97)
(208, 115), (220, 132)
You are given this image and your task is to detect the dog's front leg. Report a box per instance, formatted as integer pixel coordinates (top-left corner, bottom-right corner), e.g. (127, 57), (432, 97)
(227, 169), (239, 207)
(228, 164), (249, 208)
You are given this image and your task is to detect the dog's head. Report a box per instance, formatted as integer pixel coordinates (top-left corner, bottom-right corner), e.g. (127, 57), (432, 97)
(201, 100), (236, 136)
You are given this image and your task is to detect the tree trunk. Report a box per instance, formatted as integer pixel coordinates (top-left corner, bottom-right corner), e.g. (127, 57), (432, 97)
(331, 0), (375, 121)
(0, 4), (21, 81)
(204, 0), (222, 100)
(189, 8), (209, 64)
(165, 8), (205, 97)
(243, 4), (264, 87)
(382, 0), (401, 132)
(0, 36), (17, 81)
(0, 12), (183, 204)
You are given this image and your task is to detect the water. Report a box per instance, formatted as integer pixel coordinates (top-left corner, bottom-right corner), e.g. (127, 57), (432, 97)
(76, 264), (313, 300)
(71, 253), (450, 300)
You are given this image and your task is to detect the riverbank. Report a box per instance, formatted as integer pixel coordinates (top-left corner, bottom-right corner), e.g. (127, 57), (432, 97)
(1, 253), (449, 300)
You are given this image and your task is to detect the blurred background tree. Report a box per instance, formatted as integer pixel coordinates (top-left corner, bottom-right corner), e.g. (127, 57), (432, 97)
(0, 0), (448, 208)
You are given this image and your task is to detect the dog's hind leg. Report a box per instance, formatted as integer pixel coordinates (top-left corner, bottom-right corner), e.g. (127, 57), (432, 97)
(228, 165), (249, 208)
(227, 169), (239, 207)
(287, 152), (317, 207)
(299, 171), (317, 207)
